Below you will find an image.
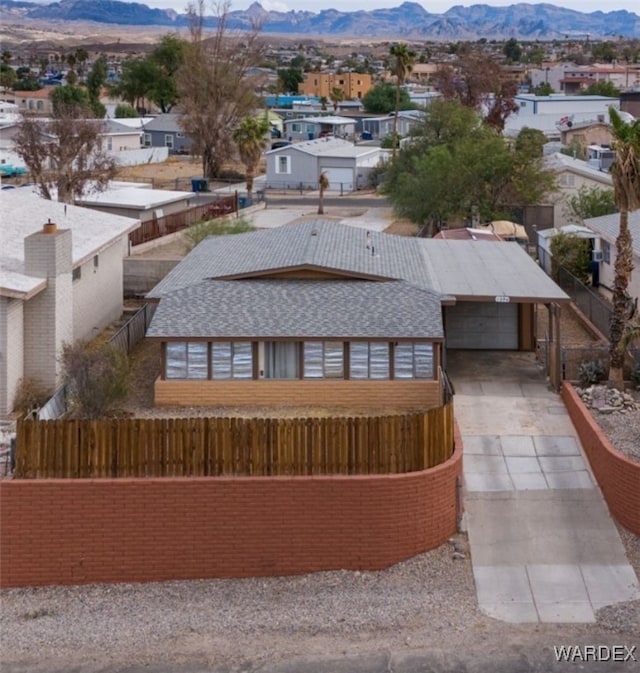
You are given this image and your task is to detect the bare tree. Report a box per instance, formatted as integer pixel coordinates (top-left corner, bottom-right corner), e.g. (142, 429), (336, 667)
(318, 171), (329, 214)
(177, 0), (264, 179)
(13, 102), (117, 204)
(436, 44), (518, 132)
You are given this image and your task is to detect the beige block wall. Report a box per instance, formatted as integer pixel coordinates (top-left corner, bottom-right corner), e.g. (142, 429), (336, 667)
(155, 379), (442, 411)
(73, 239), (127, 342)
(0, 297), (24, 416)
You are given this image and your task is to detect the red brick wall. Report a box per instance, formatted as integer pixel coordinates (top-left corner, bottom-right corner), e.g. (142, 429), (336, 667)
(0, 441), (462, 588)
(562, 383), (640, 536)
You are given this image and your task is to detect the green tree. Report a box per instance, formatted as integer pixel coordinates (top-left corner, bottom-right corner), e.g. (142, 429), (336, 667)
(110, 56), (157, 112)
(85, 55), (108, 118)
(232, 115), (269, 199)
(503, 38), (522, 62)
(362, 81), (411, 114)
(115, 103), (139, 118)
(549, 232), (592, 283)
(389, 43), (415, 157)
(514, 127), (547, 159)
(608, 106), (640, 389)
(533, 82), (554, 96)
(582, 80), (620, 97)
(382, 99), (555, 234)
(0, 64), (16, 89)
(591, 41), (618, 63)
(277, 67), (303, 94)
(50, 84), (92, 117)
(565, 186), (617, 223)
(148, 33), (186, 112)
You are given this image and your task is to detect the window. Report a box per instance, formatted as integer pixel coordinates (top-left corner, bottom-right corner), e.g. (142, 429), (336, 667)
(303, 341), (344, 379)
(211, 342), (253, 379)
(602, 240), (611, 264)
(393, 342), (434, 379)
(166, 342), (208, 379)
(276, 155), (291, 174)
(306, 124), (315, 133)
(349, 342), (389, 380)
(265, 342), (299, 379)
(165, 134), (174, 149)
(72, 266), (81, 281)
(143, 133), (151, 147)
(107, 136), (113, 151)
(291, 123), (301, 132)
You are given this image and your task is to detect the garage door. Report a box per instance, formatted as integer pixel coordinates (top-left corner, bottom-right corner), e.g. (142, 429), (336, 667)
(445, 301), (518, 350)
(324, 167), (354, 191)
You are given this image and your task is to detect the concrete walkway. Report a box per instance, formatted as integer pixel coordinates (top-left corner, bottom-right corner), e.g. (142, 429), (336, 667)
(448, 350), (640, 624)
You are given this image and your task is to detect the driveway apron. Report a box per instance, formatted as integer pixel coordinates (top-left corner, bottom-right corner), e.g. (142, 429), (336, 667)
(448, 350), (640, 623)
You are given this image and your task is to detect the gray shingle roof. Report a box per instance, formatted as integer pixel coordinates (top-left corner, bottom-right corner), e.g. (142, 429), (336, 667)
(147, 279), (444, 339)
(147, 221), (435, 299)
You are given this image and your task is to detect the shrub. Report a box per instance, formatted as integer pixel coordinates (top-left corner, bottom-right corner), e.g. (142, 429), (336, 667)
(578, 359), (607, 388)
(12, 378), (51, 415)
(631, 364), (640, 391)
(62, 341), (130, 419)
(185, 216), (255, 250)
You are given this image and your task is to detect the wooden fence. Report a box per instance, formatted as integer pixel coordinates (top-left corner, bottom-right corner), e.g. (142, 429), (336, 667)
(129, 196), (237, 247)
(15, 403), (454, 479)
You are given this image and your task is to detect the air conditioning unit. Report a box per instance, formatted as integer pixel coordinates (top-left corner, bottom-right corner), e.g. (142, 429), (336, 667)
(592, 250), (604, 262)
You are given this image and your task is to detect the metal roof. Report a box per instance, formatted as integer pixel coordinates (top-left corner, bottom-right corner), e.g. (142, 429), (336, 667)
(417, 239), (570, 302)
(265, 137), (378, 159)
(583, 211), (640, 257)
(147, 279), (444, 340)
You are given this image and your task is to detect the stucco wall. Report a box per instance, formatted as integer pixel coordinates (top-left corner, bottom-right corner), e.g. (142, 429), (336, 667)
(0, 439), (462, 587)
(72, 239), (127, 342)
(0, 297), (24, 415)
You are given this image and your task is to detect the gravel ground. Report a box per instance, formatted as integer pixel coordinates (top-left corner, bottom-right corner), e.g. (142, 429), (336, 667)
(1, 535), (639, 672)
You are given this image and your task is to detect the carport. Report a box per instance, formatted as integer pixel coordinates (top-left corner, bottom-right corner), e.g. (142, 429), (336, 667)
(418, 239), (571, 390)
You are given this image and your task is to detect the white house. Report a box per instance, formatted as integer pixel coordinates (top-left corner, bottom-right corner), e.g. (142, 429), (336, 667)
(264, 137), (381, 192)
(582, 211), (640, 305)
(504, 94), (620, 139)
(544, 152), (614, 228)
(283, 116), (356, 142)
(0, 190), (139, 416)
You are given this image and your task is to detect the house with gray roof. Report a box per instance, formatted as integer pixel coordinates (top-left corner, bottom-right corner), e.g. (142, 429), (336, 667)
(145, 220), (569, 409)
(0, 190), (139, 416)
(283, 115), (356, 143)
(264, 137), (381, 192)
(143, 114), (193, 154)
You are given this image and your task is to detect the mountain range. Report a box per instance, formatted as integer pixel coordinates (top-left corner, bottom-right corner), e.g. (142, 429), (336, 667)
(1, 0), (640, 39)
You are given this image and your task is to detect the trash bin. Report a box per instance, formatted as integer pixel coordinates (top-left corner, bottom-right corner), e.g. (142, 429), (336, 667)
(361, 131), (372, 141)
(191, 178), (208, 193)
(238, 196), (253, 209)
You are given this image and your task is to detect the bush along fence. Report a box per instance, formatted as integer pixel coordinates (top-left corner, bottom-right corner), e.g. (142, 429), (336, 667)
(36, 304), (157, 422)
(15, 403), (454, 479)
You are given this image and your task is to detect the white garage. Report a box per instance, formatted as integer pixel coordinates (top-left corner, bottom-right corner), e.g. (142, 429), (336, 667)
(323, 167), (354, 191)
(445, 301), (519, 350)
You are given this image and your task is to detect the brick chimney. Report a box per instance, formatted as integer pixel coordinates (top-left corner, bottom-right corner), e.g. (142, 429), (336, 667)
(23, 222), (73, 393)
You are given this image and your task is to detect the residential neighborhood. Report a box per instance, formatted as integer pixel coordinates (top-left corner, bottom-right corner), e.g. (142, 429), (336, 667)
(0, 10), (640, 673)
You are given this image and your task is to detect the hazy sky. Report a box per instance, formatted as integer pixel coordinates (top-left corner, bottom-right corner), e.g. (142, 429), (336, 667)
(137, 0), (640, 15)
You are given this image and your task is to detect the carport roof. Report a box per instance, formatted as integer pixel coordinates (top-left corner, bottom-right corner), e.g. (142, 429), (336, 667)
(418, 239), (570, 303)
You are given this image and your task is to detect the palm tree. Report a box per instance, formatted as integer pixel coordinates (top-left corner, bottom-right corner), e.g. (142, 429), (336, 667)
(318, 171), (329, 214)
(232, 115), (270, 201)
(329, 87), (344, 112)
(389, 43), (416, 158)
(608, 106), (640, 389)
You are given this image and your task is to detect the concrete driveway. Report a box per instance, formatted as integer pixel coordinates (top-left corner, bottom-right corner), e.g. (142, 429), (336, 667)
(447, 350), (640, 624)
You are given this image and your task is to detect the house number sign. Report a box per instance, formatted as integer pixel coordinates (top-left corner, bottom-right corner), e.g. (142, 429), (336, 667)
(495, 296), (511, 303)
